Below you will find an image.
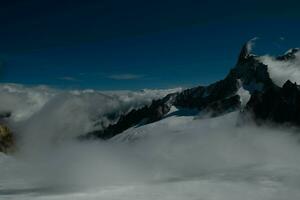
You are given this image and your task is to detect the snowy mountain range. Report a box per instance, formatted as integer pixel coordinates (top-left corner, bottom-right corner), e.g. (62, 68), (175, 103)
(1, 40), (300, 200)
(85, 39), (300, 140)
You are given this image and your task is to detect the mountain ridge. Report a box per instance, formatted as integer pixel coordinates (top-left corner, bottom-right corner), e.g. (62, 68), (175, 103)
(84, 40), (300, 140)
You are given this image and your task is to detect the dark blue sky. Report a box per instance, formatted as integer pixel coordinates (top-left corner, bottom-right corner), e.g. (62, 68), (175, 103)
(1, 0), (300, 90)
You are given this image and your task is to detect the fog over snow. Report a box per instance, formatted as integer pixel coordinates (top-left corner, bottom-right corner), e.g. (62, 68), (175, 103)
(2, 0), (300, 199)
(1, 84), (300, 200)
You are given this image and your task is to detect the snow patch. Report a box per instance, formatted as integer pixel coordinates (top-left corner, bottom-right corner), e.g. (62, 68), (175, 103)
(237, 87), (251, 107)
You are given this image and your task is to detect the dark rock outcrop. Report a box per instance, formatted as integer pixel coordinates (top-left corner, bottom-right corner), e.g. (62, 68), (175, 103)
(0, 124), (14, 153)
(84, 93), (178, 139)
(246, 80), (300, 126)
(203, 95), (241, 117)
(174, 72), (240, 110)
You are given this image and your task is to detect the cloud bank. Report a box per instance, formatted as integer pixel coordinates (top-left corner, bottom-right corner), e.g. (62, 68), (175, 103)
(258, 50), (300, 87)
(1, 110), (300, 200)
(0, 84), (300, 199)
(0, 84), (181, 149)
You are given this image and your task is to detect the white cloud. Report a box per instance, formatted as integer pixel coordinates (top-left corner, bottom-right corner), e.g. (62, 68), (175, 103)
(1, 110), (300, 199)
(258, 51), (300, 87)
(0, 84), (300, 200)
(246, 37), (259, 53)
(58, 76), (78, 81)
(0, 83), (180, 132)
(108, 73), (144, 80)
(0, 84), (56, 121)
(237, 84), (251, 107)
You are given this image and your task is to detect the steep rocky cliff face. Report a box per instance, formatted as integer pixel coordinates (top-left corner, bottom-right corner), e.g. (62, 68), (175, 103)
(246, 80), (300, 126)
(84, 40), (300, 140)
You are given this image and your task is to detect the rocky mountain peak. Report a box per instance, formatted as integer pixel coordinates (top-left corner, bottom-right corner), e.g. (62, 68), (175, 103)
(83, 41), (300, 140)
(282, 79), (296, 89)
(237, 43), (251, 64)
(233, 40), (274, 92)
(237, 38), (258, 65)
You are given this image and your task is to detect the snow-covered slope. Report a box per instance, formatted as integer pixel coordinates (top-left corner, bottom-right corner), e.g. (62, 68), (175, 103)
(1, 110), (300, 199)
(2, 40), (300, 199)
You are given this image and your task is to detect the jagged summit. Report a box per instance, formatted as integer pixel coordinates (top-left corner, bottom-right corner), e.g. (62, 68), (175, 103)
(83, 42), (300, 140)
(237, 43), (251, 64)
(237, 38), (258, 64)
(232, 39), (274, 93)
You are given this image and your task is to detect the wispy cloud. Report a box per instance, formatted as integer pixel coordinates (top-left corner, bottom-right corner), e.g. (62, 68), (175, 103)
(258, 50), (300, 87)
(108, 73), (143, 80)
(246, 37), (259, 53)
(58, 76), (78, 81)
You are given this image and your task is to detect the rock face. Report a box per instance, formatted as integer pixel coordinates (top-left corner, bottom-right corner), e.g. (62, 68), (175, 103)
(84, 93), (178, 139)
(174, 72), (240, 110)
(84, 40), (300, 140)
(246, 80), (300, 126)
(84, 67), (244, 140)
(0, 124), (14, 153)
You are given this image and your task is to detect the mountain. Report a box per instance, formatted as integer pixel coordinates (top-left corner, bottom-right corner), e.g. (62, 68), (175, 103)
(82, 41), (300, 140)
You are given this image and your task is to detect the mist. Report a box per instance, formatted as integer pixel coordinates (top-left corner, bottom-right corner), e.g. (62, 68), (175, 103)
(258, 51), (300, 86)
(1, 84), (300, 199)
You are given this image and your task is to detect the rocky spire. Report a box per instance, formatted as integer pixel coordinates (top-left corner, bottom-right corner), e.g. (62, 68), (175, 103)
(237, 43), (250, 64)
(237, 38), (258, 64)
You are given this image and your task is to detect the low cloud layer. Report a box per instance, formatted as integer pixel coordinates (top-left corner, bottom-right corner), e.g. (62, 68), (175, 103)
(0, 84), (180, 148)
(0, 84), (300, 199)
(258, 51), (300, 87)
(1, 111), (300, 200)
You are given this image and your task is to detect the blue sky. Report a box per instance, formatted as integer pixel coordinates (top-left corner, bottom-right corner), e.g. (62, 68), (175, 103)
(1, 0), (300, 90)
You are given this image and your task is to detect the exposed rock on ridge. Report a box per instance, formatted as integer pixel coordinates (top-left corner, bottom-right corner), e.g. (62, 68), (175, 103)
(246, 80), (300, 126)
(84, 40), (300, 140)
(84, 93), (178, 139)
